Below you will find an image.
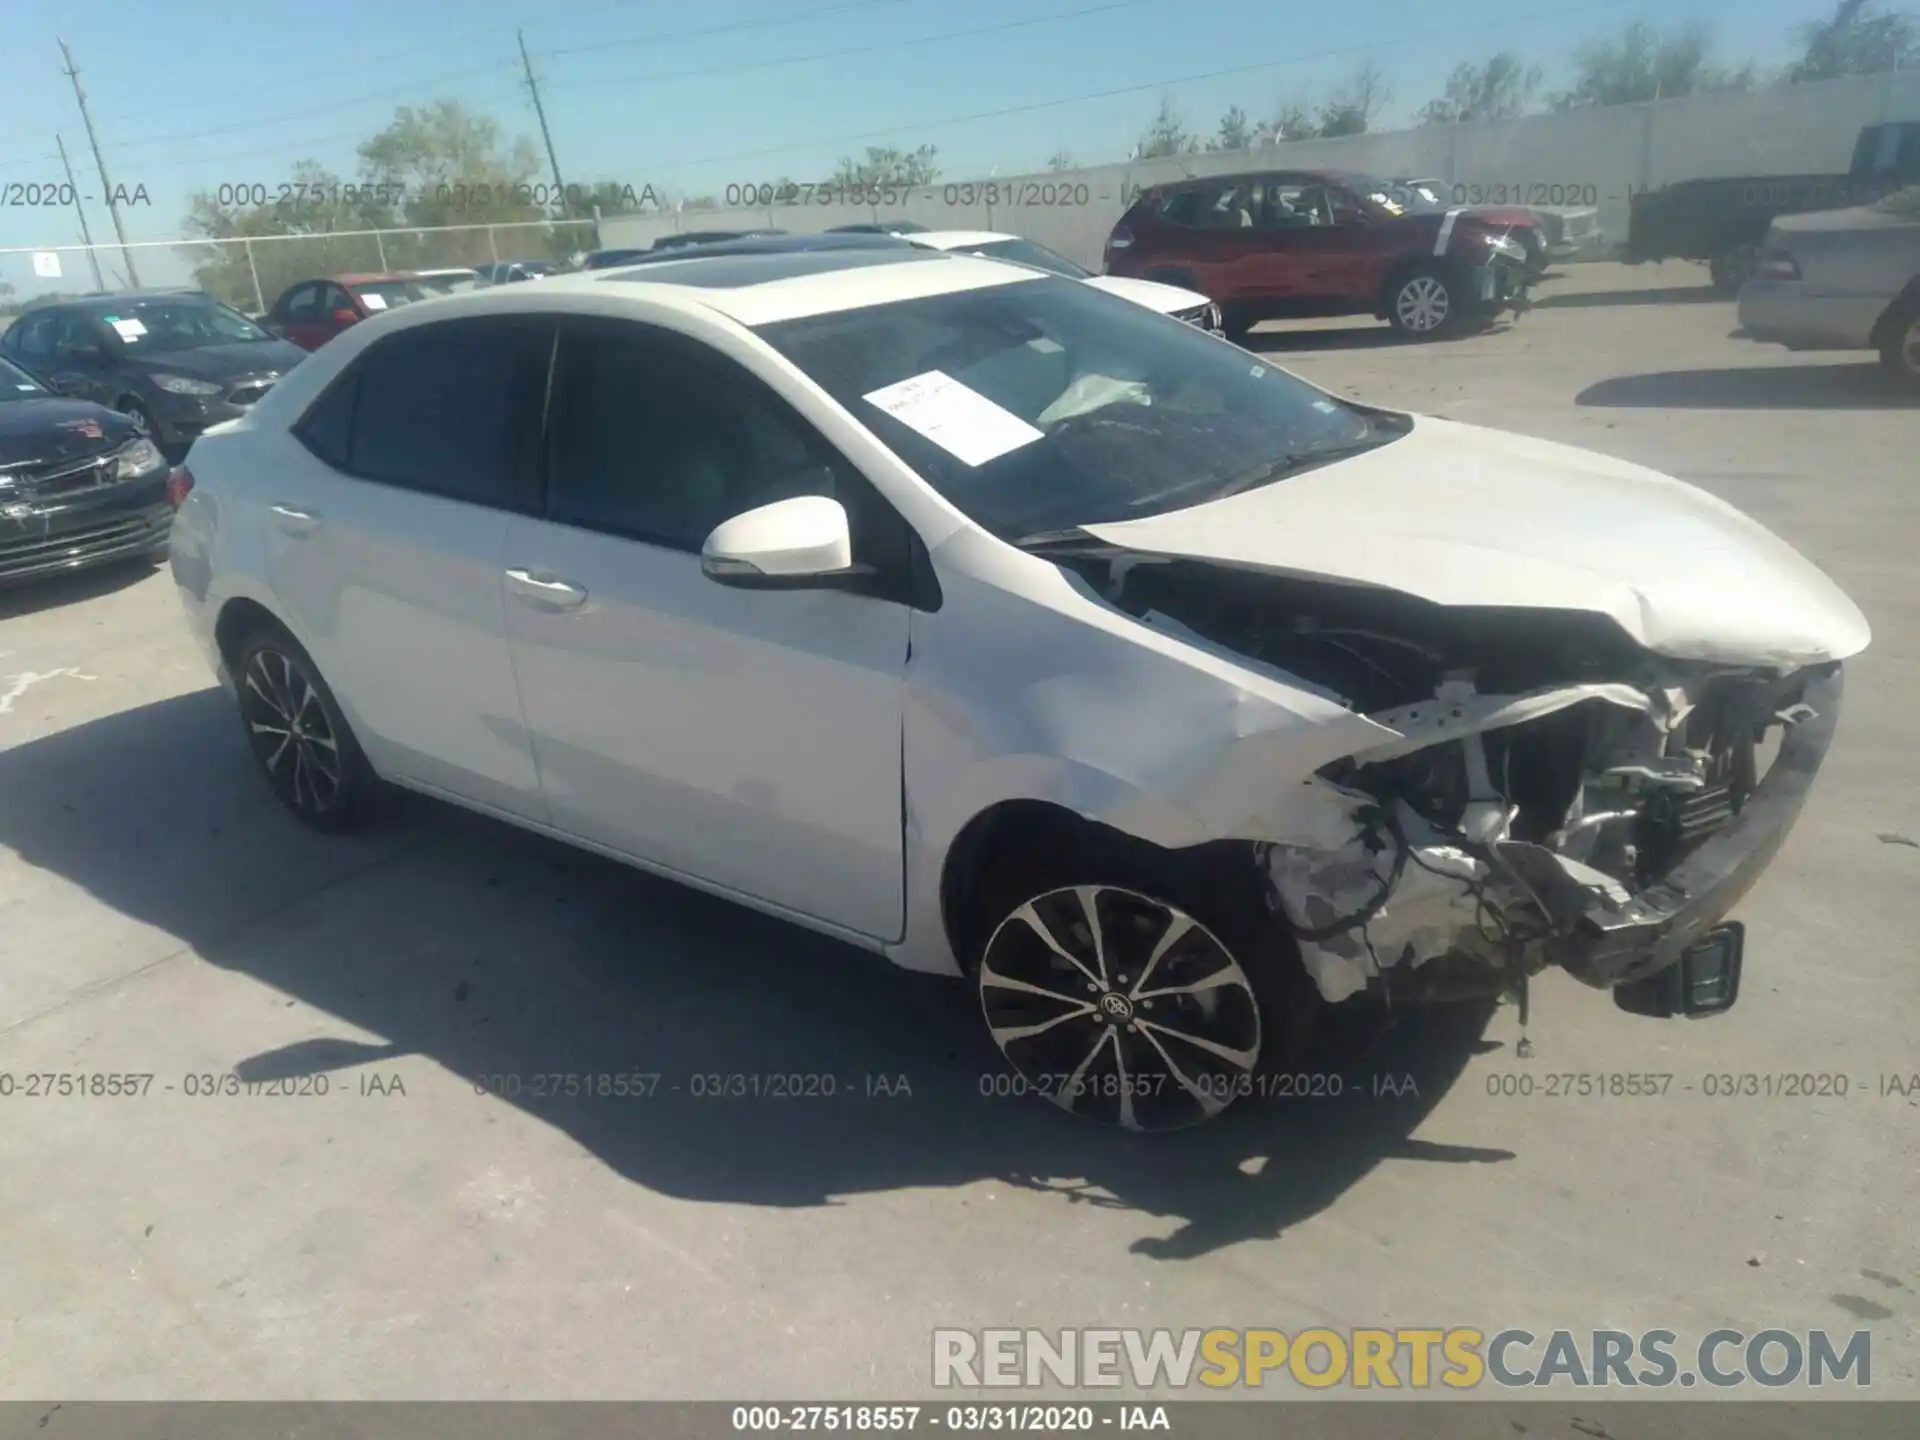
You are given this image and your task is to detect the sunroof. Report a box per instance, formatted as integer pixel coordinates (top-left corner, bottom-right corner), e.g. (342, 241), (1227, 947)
(594, 248), (943, 289)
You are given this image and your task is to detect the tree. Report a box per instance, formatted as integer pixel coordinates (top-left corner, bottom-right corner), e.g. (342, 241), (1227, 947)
(1254, 99), (1317, 144)
(1133, 97), (1199, 159)
(1420, 52), (1543, 123)
(1208, 105), (1254, 151)
(179, 100), (578, 311)
(1046, 148), (1077, 170)
(832, 145), (940, 188)
(1317, 59), (1392, 137)
(1790, 0), (1919, 81)
(1550, 21), (1756, 109)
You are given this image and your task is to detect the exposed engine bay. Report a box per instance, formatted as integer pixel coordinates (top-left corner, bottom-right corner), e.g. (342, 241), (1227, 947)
(1063, 551), (1830, 1007)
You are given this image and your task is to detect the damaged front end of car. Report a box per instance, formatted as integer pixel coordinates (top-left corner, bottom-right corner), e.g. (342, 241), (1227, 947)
(1061, 550), (1847, 1021)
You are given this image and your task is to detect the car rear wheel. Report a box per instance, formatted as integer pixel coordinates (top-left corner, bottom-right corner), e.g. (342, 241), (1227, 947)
(1387, 267), (1458, 336)
(974, 848), (1317, 1132)
(1877, 307), (1920, 389)
(234, 626), (386, 832)
(1708, 243), (1756, 296)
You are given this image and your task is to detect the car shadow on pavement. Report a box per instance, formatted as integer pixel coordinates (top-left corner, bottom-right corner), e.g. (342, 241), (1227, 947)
(1577, 362), (1916, 410)
(0, 555), (166, 621)
(0, 687), (1513, 1262)
(1531, 284), (1724, 309)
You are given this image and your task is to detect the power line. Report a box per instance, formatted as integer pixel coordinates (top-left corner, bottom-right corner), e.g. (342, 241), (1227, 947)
(0, 0), (1154, 179)
(641, 0), (1644, 175)
(518, 29), (569, 209)
(55, 135), (108, 291)
(61, 0), (919, 135)
(58, 37), (141, 287)
(544, 0), (1154, 95)
(539, 0), (920, 58)
(2, 0), (924, 165)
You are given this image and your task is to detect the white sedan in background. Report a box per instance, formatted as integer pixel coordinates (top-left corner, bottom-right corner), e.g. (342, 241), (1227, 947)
(169, 245), (1865, 1132)
(905, 230), (1222, 334)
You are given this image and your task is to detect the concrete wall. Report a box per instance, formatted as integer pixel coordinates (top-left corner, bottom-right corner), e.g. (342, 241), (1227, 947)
(599, 70), (1920, 270)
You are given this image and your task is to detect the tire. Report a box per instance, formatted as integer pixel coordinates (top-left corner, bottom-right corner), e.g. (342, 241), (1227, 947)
(1708, 243), (1756, 297)
(118, 397), (158, 440)
(1219, 305), (1258, 345)
(973, 843), (1318, 1132)
(1877, 305), (1920, 390)
(233, 624), (387, 832)
(1386, 265), (1460, 337)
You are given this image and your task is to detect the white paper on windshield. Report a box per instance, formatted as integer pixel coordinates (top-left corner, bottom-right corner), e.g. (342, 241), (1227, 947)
(360, 293), (388, 311)
(862, 370), (1043, 467)
(109, 318), (147, 340)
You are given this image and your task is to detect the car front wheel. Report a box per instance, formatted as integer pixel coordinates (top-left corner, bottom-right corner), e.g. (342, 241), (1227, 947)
(1878, 306), (1920, 389)
(975, 852), (1316, 1132)
(1387, 267), (1458, 336)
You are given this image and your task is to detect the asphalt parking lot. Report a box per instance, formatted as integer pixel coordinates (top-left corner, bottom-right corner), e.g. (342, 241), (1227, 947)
(2, 261), (1916, 1405)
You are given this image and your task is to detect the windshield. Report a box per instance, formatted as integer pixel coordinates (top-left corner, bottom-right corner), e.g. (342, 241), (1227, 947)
(414, 272), (481, 294)
(354, 279), (436, 308)
(967, 238), (1092, 280)
(1385, 178), (1448, 212)
(96, 299), (272, 352)
(758, 274), (1399, 542)
(0, 355), (50, 400)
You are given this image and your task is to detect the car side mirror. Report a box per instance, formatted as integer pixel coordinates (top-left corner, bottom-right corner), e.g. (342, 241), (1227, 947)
(701, 495), (870, 589)
(49, 374), (86, 396)
(331, 308), (359, 324)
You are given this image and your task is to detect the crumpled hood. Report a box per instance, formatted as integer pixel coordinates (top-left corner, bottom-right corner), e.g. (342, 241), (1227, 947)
(0, 397), (134, 469)
(1081, 414), (1870, 667)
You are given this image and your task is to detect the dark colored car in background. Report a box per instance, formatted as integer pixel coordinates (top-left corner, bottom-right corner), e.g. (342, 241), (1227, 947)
(1104, 169), (1532, 340)
(0, 292), (307, 457)
(262, 273), (437, 352)
(1628, 120), (1920, 293)
(578, 248), (653, 270)
(474, 260), (559, 284)
(0, 352), (178, 587)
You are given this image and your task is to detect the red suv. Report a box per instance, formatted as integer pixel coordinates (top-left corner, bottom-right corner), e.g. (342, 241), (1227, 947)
(1104, 170), (1534, 341)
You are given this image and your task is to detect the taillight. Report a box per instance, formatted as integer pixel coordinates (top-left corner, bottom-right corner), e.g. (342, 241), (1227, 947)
(1108, 225), (1135, 251)
(166, 465), (195, 508)
(1754, 247), (1801, 281)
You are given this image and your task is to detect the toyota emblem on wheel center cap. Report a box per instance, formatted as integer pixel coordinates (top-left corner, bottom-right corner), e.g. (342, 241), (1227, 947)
(1097, 991), (1135, 1022)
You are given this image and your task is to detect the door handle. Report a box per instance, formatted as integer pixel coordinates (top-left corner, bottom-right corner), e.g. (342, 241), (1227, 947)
(505, 567), (588, 610)
(268, 503), (320, 536)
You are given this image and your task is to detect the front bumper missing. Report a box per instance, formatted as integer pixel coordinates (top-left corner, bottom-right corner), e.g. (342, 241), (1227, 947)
(1261, 663), (1843, 1007)
(1521, 664), (1842, 990)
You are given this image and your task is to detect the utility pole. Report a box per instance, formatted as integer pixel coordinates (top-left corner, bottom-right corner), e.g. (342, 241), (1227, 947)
(517, 30), (570, 216)
(57, 37), (140, 288)
(55, 133), (107, 292)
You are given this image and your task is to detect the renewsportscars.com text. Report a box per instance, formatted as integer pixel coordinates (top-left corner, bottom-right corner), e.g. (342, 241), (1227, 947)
(932, 1327), (1872, 1390)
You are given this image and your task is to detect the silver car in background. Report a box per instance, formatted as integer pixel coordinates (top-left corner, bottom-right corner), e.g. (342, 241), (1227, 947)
(1737, 187), (1920, 388)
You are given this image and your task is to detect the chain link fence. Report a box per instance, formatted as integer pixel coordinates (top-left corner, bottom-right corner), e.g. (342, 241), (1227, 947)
(1, 218), (601, 319)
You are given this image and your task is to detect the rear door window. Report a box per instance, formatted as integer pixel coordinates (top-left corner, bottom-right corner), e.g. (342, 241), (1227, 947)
(310, 315), (551, 509)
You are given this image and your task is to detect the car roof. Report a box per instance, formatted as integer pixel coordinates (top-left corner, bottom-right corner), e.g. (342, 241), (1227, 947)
(610, 232), (918, 265)
(332, 273), (420, 286)
(395, 247), (1044, 328)
(55, 289), (217, 310)
(908, 230), (1018, 250)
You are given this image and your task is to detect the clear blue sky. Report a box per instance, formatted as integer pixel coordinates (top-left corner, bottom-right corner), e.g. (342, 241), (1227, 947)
(0, 0), (1832, 290)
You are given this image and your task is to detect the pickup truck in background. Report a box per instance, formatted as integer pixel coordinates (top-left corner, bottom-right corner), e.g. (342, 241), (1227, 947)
(1628, 121), (1920, 294)
(1736, 186), (1920, 388)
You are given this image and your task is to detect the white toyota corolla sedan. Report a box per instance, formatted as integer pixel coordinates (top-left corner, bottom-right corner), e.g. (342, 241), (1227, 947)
(168, 243), (1868, 1132)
